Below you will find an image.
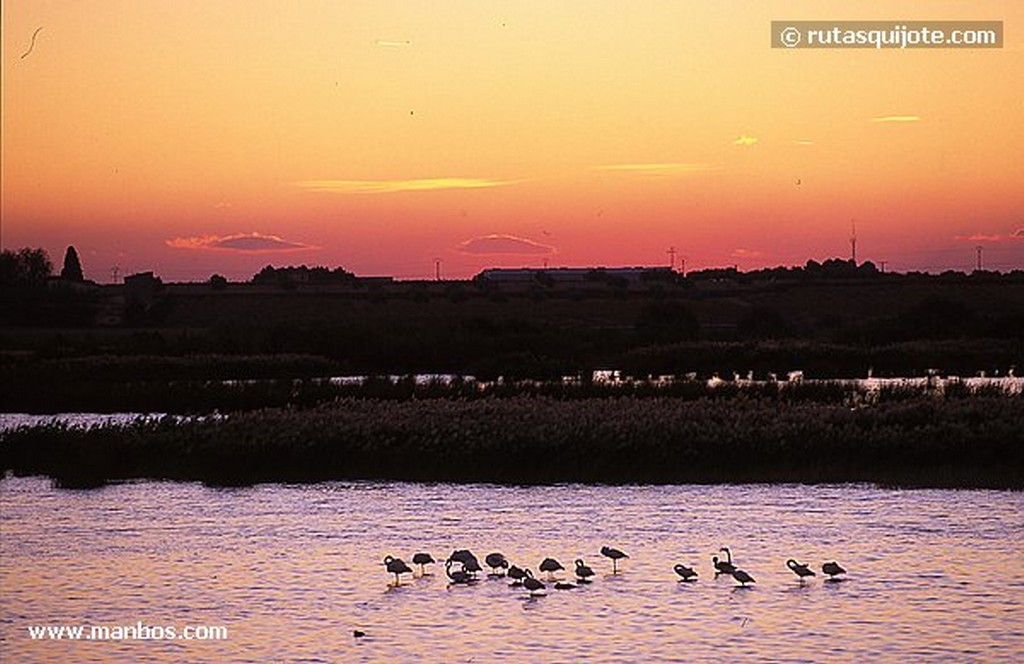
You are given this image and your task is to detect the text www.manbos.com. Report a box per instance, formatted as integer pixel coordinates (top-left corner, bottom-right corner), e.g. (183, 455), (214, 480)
(27, 622), (228, 641)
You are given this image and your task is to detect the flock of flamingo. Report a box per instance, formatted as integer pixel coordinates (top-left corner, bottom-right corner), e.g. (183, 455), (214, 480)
(382, 546), (847, 594)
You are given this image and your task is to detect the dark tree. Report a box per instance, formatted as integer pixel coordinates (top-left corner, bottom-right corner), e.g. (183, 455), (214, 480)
(61, 246), (84, 281)
(0, 248), (52, 287)
(0, 251), (17, 286)
(209, 274), (228, 290)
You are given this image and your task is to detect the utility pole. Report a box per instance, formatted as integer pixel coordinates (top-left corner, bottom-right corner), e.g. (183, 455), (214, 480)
(667, 246), (677, 270)
(879, 260), (887, 274)
(680, 258), (686, 277)
(434, 258), (442, 281)
(975, 245), (983, 271)
(850, 220), (858, 265)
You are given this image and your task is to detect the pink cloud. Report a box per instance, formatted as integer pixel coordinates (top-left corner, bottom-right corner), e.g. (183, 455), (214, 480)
(456, 234), (555, 255)
(167, 232), (317, 253)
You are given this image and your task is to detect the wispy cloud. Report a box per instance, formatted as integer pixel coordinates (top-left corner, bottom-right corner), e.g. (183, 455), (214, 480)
(731, 248), (764, 258)
(733, 135), (759, 146)
(374, 39), (411, 47)
(457, 234), (555, 255)
(294, 178), (520, 194)
(956, 234), (1002, 242)
(596, 163), (718, 175)
(872, 115), (920, 123)
(795, 140), (814, 146)
(954, 232), (1022, 243)
(167, 232), (317, 253)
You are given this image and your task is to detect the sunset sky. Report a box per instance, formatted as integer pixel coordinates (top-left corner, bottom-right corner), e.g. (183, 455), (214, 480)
(3, 1), (1023, 281)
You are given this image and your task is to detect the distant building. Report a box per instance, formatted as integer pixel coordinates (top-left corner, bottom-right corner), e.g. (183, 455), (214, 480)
(477, 267), (674, 285)
(124, 271), (161, 308)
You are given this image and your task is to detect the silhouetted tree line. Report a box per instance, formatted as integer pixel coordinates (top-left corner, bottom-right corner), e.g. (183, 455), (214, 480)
(687, 259), (877, 282)
(1, 246), (90, 287)
(252, 265), (356, 288)
(1, 246), (102, 326)
(3, 249), (1023, 379)
(686, 258), (1024, 284)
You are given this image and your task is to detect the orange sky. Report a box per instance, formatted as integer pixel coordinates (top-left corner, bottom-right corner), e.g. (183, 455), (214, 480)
(3, 1), (1023, 281)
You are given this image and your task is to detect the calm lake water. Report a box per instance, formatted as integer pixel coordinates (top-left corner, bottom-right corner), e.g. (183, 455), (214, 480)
(1, 478), (1022, 662)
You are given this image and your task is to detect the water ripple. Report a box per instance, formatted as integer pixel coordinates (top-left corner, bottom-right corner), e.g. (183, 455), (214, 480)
(2, 478), (1022, 661)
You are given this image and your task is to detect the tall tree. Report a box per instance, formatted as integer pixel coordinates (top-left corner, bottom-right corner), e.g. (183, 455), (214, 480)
(0, 248), (52, 287)
(61, 245), (84, 281)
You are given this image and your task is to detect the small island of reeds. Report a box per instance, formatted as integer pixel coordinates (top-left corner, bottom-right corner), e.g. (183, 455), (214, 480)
(3, 378), (1021, 490)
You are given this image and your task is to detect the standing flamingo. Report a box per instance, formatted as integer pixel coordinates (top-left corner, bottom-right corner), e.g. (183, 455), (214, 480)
(732, 569), (756, 587)
(445, 559), (474, 585)
(507, 565), (528, 586)
(674, 564), (698, 582)
(539, 557), (565, 579)
(822, 561), (847, 579)
(574, 559), (595, 583)
(712, 556), (736, 576)
(713, 547), (737, 576)
(383, 556), (413, 585)
(523, 569), (546, 596)
(411, 552), (435, 575)
(448, 549), (477, 566)
(485, 552), (509, 575)
(786, 559), (815, 582)
(448, 550), (482, 577)
(600, 546), (629, 573)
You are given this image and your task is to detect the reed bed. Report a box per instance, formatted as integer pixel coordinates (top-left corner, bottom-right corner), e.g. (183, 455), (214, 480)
(5, 367), (1022, 414)
(3, 395), (1021, 489)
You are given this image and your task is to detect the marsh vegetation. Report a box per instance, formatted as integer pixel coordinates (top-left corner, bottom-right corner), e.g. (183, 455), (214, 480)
(3, 387), (1020, 489)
